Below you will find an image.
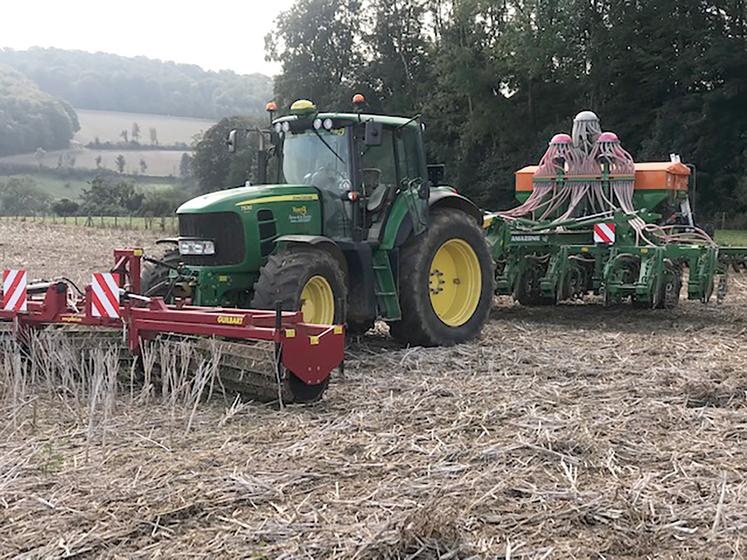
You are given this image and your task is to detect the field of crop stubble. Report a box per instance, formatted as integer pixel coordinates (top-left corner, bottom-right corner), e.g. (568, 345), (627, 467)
(1, 221), (746, 559)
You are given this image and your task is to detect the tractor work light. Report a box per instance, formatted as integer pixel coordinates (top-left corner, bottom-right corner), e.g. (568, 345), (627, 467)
(178, 239), (215, 256)
(313, 118), (335, 131)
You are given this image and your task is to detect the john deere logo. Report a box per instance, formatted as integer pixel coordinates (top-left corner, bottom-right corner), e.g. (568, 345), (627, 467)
(290, 205), (312, 224)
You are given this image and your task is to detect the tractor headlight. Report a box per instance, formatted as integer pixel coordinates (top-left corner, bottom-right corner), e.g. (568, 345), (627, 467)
(178, 239), (215, 256)
(313, 118), (323, 130)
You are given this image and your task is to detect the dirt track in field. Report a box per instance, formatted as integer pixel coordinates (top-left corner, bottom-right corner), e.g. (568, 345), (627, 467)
(1, 221), (746, 559)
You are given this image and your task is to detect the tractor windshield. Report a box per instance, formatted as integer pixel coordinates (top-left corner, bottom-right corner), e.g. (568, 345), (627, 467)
(281, 127), (353, 237)
(282, 128), (352, 193)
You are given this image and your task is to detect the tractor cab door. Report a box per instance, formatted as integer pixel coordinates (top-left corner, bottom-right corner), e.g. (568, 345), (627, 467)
(360, 123), (429, 236)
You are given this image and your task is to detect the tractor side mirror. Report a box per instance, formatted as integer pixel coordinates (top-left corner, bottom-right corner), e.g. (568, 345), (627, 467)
(364, 121), (383, 146)
(427, 164), (445, 186)
(226, 129), (238, 153)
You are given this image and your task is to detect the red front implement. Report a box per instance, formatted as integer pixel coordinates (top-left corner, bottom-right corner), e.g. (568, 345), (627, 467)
(0, 249), (344, 391)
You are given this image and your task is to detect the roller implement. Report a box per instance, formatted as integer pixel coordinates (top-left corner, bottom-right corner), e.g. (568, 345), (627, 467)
(0, 250), (344, 403)
(485, 111), (747, 307)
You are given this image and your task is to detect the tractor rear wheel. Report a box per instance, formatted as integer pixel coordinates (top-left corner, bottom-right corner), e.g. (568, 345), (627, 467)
(141, 247), (181, 298)
(389, 209), (493, 347)
(251, 246), (348, 402)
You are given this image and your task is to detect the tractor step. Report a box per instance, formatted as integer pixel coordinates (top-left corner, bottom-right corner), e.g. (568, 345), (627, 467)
(372, 250), (401, 320)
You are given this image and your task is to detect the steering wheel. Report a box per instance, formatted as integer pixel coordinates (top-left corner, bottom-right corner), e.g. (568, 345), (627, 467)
(311, 165), (349, 191)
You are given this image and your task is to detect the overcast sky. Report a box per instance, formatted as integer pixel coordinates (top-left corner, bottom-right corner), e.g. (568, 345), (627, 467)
(0, 0), (297, 76)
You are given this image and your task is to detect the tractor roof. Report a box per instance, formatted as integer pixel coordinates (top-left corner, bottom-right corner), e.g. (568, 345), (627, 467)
(273, 112), (418, 128)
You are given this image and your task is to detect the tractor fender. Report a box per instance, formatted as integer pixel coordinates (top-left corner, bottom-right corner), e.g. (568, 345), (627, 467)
(274, 235), (348, 276)
(429, 188), (484, 226)
(156, 237), (179, 246)
(382, 188), (484, 251)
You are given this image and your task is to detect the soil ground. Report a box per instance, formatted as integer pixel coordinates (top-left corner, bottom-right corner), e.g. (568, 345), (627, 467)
(1, 221), (746, 559)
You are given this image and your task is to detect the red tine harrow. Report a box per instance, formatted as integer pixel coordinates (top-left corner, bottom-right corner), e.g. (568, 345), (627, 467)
(0, 249), (344, 403)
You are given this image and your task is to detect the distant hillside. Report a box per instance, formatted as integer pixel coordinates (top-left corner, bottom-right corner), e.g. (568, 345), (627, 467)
(0, 48), (273, 120)
(0, 64), (79, 156)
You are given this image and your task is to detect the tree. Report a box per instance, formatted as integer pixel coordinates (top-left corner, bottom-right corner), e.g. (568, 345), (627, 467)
(142, 187), (190, 216)
(80, 176), (144, 216)
(120, 129), (129, 143)
(115, 154), (126, 174)
(149, 127), (158, 146)
(132, 122), (141, 143)
(0, 65), (79, 157)
(139, 158), (148, 175)
(0, 176), (51, 215)
(95, 155), (103, 168)
(33, 147), (46, 168)
(179, 152), (193, 178)
(52, 198), (80, 216)
(191, 117), (261, 192)
(266, 0), (365, 108)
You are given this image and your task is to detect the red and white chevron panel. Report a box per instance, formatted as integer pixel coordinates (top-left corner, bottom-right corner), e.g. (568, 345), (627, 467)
(2, 269), (28, 312)
(593, 223), (616, 244)
(90, 272), (120, 319)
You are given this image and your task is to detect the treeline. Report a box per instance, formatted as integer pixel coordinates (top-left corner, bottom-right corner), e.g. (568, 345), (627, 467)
(0, 48), (273, 120)
(0, 64), (79, 156)
(267, 0), (747, 219)
(0, 175), (190, 217)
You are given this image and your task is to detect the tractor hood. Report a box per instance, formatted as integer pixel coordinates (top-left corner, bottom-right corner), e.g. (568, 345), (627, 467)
(177, 184), (319, 214)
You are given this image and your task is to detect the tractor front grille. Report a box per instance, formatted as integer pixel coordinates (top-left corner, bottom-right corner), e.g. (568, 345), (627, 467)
(178, 212), (245, 266)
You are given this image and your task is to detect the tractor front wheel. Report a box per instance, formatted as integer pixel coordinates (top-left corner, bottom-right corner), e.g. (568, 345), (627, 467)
(389, 209), (494, 346)
(141, 247), (181, 298)
(251, 247), (348, 402)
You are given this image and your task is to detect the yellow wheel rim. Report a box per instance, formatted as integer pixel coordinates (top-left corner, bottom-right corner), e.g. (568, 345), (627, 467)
(300, 275), (335, 324)
(429, 239), (482, 327)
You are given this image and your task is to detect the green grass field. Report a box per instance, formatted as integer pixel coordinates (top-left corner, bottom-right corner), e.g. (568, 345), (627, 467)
(715, 229), (747, 246)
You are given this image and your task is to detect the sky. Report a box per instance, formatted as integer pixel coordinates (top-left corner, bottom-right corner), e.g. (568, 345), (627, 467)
(0, 0), (297, 76)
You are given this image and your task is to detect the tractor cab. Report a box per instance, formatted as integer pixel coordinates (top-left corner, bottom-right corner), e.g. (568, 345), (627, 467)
(265, 98), (430, 243)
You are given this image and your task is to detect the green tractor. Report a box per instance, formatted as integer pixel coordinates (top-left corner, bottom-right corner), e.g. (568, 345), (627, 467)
(144, 97), (493, 349)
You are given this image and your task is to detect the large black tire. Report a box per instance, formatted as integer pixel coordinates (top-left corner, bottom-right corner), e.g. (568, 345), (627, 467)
(141, 247), (181, 298)
(388, 209), (494, 347)
(251, 247), (348, 403)
(251, 246), (348, 323)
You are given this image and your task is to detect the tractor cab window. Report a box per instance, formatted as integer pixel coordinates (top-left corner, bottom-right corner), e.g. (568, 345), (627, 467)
(396, 125), (426, 182)
(281, 127), (353, 237)
(360, 128), (396, 214)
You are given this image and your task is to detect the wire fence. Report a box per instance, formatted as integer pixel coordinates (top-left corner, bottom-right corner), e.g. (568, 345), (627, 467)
(0, 214), (178, 232)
